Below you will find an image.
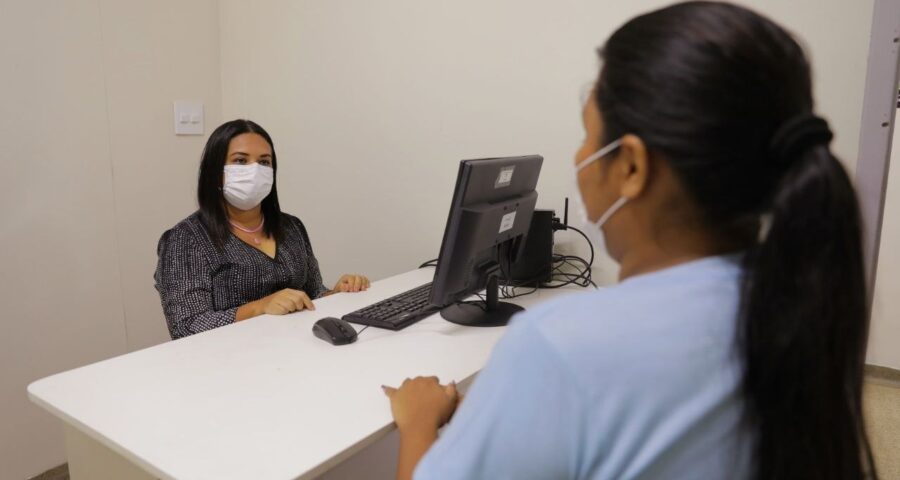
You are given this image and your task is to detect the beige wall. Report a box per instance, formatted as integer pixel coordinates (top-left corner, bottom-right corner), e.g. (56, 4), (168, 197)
(99, 0), (222, 351)
(0, 3), (126, 477)
(219, 0), (875, 287)
(0, 1), (220, 478)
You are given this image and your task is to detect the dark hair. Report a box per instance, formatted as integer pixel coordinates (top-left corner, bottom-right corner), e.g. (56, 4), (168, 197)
(197, 119), (284, 248)
(596, 2), (875, 479)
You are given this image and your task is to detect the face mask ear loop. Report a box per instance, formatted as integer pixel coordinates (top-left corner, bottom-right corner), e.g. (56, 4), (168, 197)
(596, 196), (628, 228)
(576, 138), (623, 173)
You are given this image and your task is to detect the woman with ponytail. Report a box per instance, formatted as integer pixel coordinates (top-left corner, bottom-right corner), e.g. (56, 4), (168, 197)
(381, 2), (877, 479)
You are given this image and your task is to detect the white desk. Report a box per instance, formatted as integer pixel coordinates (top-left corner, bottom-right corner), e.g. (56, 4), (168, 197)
(28, 268), (581, 480)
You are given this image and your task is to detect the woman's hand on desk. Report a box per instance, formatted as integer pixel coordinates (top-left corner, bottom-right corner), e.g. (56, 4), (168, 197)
(236, 288), (315, 321)
(383, 377), (460, 480)
(332, 274), (370, 293)
(382, 377), (460, 432)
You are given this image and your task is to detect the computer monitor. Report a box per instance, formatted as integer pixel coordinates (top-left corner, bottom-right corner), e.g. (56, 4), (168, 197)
(428, 155), (543, 327)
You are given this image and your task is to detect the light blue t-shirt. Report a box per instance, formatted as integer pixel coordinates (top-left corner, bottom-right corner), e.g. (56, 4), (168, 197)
(415, 255), (753, 479)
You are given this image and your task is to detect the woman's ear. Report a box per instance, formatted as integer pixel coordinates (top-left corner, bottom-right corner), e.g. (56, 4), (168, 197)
(616, 133), (651, 200)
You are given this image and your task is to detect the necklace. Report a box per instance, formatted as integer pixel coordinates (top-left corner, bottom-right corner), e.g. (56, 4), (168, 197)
(229, 217), (265, 245)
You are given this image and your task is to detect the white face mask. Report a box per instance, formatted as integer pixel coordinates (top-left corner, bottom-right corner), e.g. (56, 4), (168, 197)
(223, 163), (274, 210)
(573, 138), (628, 261)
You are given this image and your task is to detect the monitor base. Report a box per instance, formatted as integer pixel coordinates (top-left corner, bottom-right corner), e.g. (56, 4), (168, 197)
(440, 301), (524, 327)
(439, 275), (524, 327)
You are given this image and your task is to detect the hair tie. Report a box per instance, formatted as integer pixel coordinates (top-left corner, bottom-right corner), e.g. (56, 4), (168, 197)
(769, 114), (833, 163)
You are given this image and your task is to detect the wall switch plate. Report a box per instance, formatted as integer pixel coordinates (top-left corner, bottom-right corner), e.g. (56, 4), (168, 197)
(174, 101), (204, 135)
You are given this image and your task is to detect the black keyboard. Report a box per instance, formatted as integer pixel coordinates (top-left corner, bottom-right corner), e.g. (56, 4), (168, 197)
(342, 283), (438, 330)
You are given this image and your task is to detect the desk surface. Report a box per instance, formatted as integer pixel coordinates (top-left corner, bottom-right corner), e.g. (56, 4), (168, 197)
(28, 268), (581, 480)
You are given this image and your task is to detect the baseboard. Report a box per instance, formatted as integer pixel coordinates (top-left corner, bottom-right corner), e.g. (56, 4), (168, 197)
(28, 464), (68, 480)
(865, 364), (900, 387)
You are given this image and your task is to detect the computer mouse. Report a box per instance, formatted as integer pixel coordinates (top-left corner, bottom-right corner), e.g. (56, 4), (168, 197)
(312, 317), (358, 346)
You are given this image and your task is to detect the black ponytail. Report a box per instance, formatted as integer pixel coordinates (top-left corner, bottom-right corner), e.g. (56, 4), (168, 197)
(742, 143), (875, 479)
(596, 2), (876, 478)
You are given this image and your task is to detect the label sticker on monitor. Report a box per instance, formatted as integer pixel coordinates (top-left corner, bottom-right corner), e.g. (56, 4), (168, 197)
(499, 211), (517, 233)
(495, 166), (515, 188)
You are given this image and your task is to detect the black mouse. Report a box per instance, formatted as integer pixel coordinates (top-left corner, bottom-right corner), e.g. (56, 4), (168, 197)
(312, 317), (358, 345)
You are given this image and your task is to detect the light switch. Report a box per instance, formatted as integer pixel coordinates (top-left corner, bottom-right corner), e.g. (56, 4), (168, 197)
(174, 101), (204, 135)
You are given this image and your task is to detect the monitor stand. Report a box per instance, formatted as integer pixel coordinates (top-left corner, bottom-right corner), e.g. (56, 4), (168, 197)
(440, 275), (524, 327)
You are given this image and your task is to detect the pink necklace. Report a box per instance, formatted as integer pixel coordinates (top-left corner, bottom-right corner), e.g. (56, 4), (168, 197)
(229, 217), (265, 245)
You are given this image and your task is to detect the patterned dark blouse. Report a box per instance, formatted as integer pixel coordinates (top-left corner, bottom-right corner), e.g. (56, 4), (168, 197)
(154, 212), (327, 340)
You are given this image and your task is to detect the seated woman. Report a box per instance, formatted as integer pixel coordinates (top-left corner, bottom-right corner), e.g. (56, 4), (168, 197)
(155, 119), (369, 339)
(383, 3), (876, 480)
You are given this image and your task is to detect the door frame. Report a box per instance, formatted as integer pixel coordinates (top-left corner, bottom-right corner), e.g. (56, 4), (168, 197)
(856, 0), (900, 310)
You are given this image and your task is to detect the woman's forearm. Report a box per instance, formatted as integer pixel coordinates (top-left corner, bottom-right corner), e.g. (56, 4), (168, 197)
(396, 425), (439, 480)
(235, 300), (261, 321)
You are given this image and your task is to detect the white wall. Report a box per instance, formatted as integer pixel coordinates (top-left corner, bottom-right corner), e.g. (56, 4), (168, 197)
(0, 1), (220, 478)
(219, 0), (875, 288)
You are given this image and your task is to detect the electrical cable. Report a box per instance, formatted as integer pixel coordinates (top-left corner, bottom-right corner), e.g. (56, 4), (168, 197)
(563, 225), (595, 275)
(417, 209), (599, 305)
